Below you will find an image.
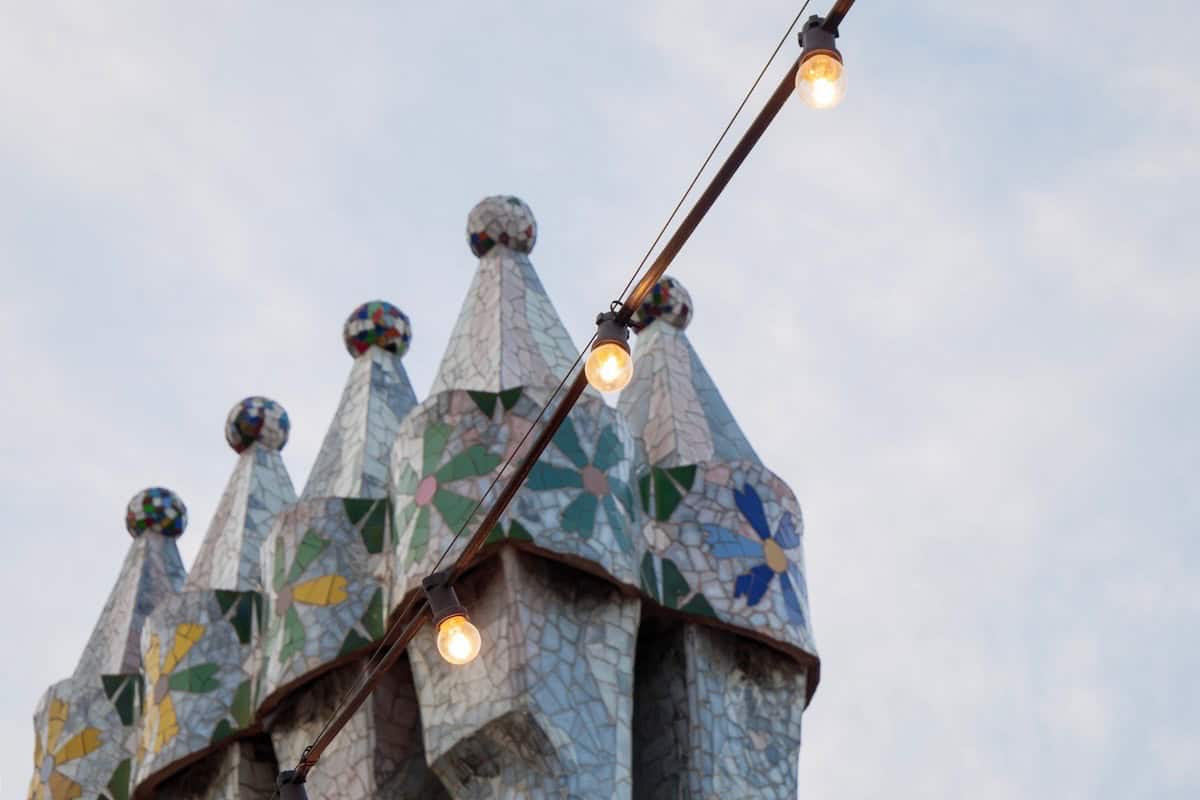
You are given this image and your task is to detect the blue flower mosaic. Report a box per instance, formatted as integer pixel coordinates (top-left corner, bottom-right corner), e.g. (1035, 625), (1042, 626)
(703, 483), (807, 627)
(525, 416), (635, 552)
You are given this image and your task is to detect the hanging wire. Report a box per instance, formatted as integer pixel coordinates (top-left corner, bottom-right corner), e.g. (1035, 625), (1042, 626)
(613, 0), (811, 305)
(300, 328), (600, 753)
(292, 0), (811, 776)
(429, 0), (812, 578)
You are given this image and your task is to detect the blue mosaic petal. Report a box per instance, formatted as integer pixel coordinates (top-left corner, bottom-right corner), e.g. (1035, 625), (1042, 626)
(733, 483), (771, 540)
(780, 572), (807, 627)
(602, 494), (632, 553)
(774, 512), (800, 549)
(592, 425), (623, 473)
(703, 524), (765, 559)
(733, 563), (775, 606)
(562, 492), (598, 537)
(609, 476), (635, 518)
(527, 461), (584, 491)
(553, 416), (589, 469)
(788, 564), (809, 602)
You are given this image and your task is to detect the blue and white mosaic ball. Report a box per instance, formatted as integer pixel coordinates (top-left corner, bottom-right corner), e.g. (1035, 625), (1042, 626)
(343, 300), (412, 358)
(467, 195), (537, 257)
(225, 396), (290, 453)
(125, 487), (187, 538)
(631, 276), (693, 332)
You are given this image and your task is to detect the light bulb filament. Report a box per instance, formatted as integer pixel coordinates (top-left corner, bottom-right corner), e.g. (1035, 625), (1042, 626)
(796, 52), (845, 109)
(600, 355), (621, 381)
(436, 613), (482, 665)
(585, 341), (633, 393)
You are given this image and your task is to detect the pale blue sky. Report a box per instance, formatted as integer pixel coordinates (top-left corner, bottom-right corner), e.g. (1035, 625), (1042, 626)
(1, 1), (1197, 797)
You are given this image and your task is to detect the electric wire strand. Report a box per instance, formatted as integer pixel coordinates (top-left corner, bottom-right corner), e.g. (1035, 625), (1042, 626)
(290, 1), (813, 779)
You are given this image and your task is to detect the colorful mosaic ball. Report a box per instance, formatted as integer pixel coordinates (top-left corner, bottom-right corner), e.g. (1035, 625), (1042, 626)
(225, 396), (290, 453)
(343, 300), (412, 358)
(467, 195), (537, 257)
(631, 276), (693, 332)
(125, 487), (187, 538)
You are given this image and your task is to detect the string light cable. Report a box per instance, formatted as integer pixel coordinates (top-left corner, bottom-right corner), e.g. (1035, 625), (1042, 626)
(284, 0), (857, 785)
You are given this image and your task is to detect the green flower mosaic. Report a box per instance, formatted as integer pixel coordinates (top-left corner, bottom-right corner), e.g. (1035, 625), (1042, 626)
(393, 421), (502, 564)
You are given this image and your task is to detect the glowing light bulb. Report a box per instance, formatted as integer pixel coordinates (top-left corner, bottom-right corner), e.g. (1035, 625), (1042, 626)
(436, 614), (481, 665)
(585, 341), (633, 393)
(796, 52), (845, 109)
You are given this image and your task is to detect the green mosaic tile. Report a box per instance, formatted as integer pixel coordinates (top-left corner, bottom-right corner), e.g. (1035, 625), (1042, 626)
(211, 719), (235, 745)
(436, 445), (502, 483)
(483, 522), (505, 545)
(107, 758), (131, 800)
(660, 558), (690, 610)
(231, 678), (253, 728)
(215, 590), (258, 644)
(508, 518), (534, 541)
(280, 605), (305, 664)
(468, 390), (498, 418)
(340, 628), (371, 656)
(393, 462), (419, 495)
(680, 593), (718, 618)
(168, 663), (220, 693)
(652, 468), (684, 522)
(640, 553), (659, 601)
(359, 500), (388, 554)
(215, 589), (238, 616)
(498, 386), (523, 411)
(485, 518), (536, 545)
(408, 506), (431, 563)
(433, 489), (476, 534)
(666, 464), (697, 493)
(100, 674), (141, 726)
(287, 530), (329, 584)
(395, 500), (416, 537)
(341, 497), (375, 526)
(423, 421), (453, 476)
(362, 587), (384, 639)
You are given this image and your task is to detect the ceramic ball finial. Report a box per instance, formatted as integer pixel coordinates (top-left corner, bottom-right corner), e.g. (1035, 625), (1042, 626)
(225, 397), (290, 453)
(125, 487), (188, 538)
(466, 195), (537, 257)
(630, 276), (693, 332)
(343, 300), (412, 358)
